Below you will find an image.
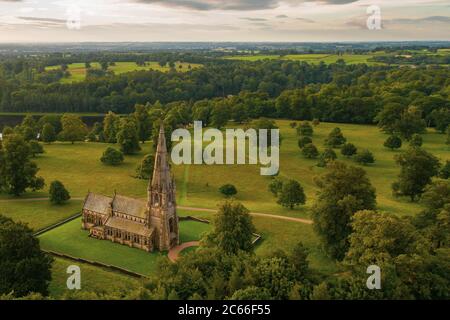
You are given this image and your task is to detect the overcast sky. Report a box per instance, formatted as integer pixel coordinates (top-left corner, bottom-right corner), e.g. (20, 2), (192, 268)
(0, 0), (449, 42)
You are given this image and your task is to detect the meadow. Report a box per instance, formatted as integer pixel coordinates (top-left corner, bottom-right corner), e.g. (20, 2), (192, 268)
(45, 61), (202, 83)
(224, 53), (386, 65)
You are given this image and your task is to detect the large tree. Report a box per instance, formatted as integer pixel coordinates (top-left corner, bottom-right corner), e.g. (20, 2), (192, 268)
(0, 134), (45, 196)
(0, 215), (53, 297)
(103, 111), (120, 143)
(392, 147), (441, 201)
(133, 104), (152, 143)
(117, 117), (141, 154)
(311, 161), (376, 260)
(202, 201), (256, 255)
(277, 180), (306, 209)
(58, 114), (88, 144)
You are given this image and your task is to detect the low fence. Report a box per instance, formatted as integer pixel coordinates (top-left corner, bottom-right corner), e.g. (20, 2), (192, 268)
(42, 250), (148, 279)
(180, 215), (262, 246)
(33, 212), (82, 236)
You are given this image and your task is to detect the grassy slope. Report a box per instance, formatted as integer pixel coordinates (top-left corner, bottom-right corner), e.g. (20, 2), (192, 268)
(49, 257), (143, 298)
(46, 61), (201, 83)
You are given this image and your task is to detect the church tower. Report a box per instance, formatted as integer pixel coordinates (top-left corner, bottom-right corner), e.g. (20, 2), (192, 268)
(147, 125), (179, 251)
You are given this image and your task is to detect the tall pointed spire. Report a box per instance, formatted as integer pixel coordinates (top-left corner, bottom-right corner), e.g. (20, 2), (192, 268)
(147, 123), (175, 210)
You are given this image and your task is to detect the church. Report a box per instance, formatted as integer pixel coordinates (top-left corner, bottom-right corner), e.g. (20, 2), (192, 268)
(81, 125), (179, 252)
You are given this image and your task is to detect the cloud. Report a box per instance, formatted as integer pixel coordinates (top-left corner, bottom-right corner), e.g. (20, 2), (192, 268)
(385, 15), (450, 25)
(240, 17), (268, 21)
(296, 17), (315, 23)
(134, 0), (278, 11)
(17, 16), (66, 26)
(276, 14), (288, 18)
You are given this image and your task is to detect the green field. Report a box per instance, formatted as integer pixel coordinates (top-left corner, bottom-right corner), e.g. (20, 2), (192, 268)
(224, 53), (385, 65)
(38, 218), (211, 276)
(49, 257), (143, 298)
(45, 61), (202, 83)
(1, 120), (448, 296)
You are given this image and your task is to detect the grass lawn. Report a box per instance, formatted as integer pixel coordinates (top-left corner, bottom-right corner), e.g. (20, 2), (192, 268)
(38, 218), (210, 276)
(46, 61), (202, 83)
(224, 53), (385, 66)
(0, 200), (82, 231)
(49, 257), (143, 298)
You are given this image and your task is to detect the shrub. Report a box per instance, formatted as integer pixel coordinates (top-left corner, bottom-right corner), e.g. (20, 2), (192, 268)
(219, 184), (238, 197)
(355, 149), (375, 165)
(325, 128), (346, 148)
(384, 135), (402, 150)
(302, 143), (319, 159)
(341, 143), (357, 157)
(296, 121), (313, 136)
(49, 180), (70, 205)
(298, 136), (312, 149)
(100, 147), (124, 166)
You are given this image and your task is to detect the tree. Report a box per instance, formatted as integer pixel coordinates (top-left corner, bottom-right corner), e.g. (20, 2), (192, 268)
(135, 154), (155, 179)
(103, 111), (120, 143)
(219, 184), (237, 198)
(49, 180), (70, 205)
(277, 180), (306, 209)
(312, 119), (320, 126)
(133, 104), (152, 143)
(317, 148), (337, 167)
(409, 134), (423, 147)
(117, 117), (141, 154)
(354, 149), (375, 165)
(231, 287), (272, 300)
(0, 215), (53, 297)
(20, 115), (38, 141)
(268, 178), (283, 197)
(430, 108), (450, 133)
(210, 101), (230, 129)
(394, 106), (426, 140)
(384, 135), (402, 150)
(341, 143), (357, 157)
(298, 136), (312, 149)
(446, 125), (450, 145)
(41, 123), (56, 144)
(393, 147), (441, 201)
(100, 147), (124, 166)
(296, 121), (313, 136)
(1, 126), (13, 137)
(58, 114), (88, 144)
(311, 161), (376, 260)
(0, 134), (45, 196)
(440, 160), (450, 179)
(202, 201), (256, 254)
(28, 140), (44, 157)
(325, 128), (346, 148)
(302, 143), (319, 159)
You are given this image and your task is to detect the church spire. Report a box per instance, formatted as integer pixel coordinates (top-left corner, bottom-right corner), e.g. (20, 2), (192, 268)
(148, 124), (174, 207)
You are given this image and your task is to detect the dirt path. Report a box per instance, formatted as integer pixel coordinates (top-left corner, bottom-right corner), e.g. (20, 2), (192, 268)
(0, 198), (313, 225)
(178, 206), (313, 225)
(168, 241), (199, 262)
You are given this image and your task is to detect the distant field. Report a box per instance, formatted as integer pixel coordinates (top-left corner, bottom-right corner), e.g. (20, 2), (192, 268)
(38, 218), (211, 276)
(224, 53), (386, 65)
(45, 61), (202, 83)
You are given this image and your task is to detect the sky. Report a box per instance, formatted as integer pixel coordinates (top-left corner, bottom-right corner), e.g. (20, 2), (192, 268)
(0, 0), (449, 42)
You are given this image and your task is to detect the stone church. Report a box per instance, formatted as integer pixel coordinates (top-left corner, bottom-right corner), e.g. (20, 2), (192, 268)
(81, 125), (179, 252)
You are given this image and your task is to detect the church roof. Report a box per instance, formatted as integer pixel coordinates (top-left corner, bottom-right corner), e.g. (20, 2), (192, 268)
(112, 195), (147, 219)
(83, 192), (112, 214)
(105, 216), (154, 237)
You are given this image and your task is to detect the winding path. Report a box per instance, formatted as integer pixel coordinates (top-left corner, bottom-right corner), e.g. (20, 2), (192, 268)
(168, 241), (200, 262)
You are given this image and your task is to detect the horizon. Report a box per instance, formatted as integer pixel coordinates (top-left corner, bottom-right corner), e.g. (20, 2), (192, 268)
(1, 0), (449, 43)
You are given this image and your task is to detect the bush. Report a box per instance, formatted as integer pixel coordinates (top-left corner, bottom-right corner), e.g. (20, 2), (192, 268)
(439, 160), (450, 179)
(219, 184), (238, 197)
(100, 147), (124, 166)
(312, 119), (320, 126)
(341, 143), (357, 157)
(29, 140), (44, 157)
(135, 154), (155, 179)
(409, 134), (423, 147)
(317, 148), (337, 167)
(355, 149), (375, 165)
(296, 121), (313, 136)
(325, 128), (346, 148)
(302, 143), (319, 159)
(268, 179), (283, 197)
(298, 136), (312, 149)
(49, 180), (71, 205)
(277, 180), (306, 209)
(384, 135), (402, 150)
